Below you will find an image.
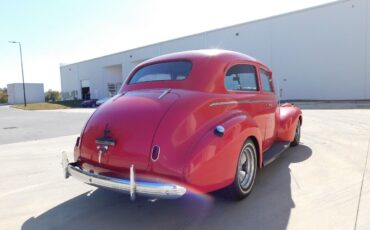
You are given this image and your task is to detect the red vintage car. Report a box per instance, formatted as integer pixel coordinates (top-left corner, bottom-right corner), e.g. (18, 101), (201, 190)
(62, 49), (302, 200)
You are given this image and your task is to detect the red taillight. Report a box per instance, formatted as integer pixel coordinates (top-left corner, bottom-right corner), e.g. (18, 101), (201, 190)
(151, 145), (160, 161)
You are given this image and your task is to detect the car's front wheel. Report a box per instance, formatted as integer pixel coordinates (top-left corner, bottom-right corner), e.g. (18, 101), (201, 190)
(291, 119), (301, 146)
(225, 139), (257, 200)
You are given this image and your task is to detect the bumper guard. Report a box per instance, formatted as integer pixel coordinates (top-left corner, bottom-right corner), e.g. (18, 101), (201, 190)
(62, 152), (186, 200)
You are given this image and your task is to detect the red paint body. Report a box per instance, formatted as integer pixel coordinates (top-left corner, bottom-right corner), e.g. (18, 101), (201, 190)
(74, 50), (302, 193)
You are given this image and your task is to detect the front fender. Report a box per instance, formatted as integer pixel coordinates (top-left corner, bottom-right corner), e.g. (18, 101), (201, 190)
(183, 112), (262, 193)
(277, 104), (302, 142)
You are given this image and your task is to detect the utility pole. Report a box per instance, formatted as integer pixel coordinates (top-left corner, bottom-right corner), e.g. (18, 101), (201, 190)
(9, 41), (27, 107)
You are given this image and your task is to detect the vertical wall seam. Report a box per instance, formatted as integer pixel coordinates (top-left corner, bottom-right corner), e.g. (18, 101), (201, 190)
(365, 0), (369, 99)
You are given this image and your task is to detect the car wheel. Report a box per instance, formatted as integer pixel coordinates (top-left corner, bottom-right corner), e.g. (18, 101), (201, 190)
(291, 119), (301, 147)
(225, 139), (257, 200)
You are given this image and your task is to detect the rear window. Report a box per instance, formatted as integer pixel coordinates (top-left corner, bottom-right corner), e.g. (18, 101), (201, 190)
(128, 61), (192, 84)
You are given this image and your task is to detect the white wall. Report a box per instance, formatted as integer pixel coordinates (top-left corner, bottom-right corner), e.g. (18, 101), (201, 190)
(60, 0), (370, 100)
(160, 35), (206, 54)
(61, 54), (124, 100)
(270, 0), (368, 100)
(206, 21), (272, 66)
(7, 83), (44, 104)
(60, 64), (80, 100)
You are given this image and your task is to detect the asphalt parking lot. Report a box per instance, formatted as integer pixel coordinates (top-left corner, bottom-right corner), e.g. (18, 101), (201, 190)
(0, 102), (369, 230)
(0, 106), (93, 145)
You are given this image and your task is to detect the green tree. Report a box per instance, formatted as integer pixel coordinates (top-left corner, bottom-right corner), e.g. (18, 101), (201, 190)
(0, 88), (8, 103)
(45, 89), (61, 102)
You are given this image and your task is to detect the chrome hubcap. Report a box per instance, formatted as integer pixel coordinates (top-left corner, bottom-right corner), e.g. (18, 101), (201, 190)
(238, 144), (255, 190)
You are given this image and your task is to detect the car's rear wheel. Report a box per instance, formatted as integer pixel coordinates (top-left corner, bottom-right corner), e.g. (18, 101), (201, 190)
(291, 119), (301, 147)
(225, 139), (257, 200)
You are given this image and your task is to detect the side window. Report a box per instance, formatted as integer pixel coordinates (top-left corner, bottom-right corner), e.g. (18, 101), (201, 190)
(224, 64), (258, 91)
(260, 69), (273, 93)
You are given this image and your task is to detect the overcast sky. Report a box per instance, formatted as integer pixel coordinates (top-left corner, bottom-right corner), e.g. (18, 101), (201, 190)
(0, 0), (335, 91)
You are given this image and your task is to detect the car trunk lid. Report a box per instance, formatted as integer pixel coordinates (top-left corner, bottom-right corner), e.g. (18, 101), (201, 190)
(79, 89), (178, 171)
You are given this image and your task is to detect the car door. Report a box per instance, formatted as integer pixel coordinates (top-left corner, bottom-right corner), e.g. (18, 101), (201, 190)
(224, 63), (267, 143)
(259, 68), (278, 150)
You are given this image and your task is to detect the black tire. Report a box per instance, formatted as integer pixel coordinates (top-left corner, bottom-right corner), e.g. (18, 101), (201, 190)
(224, 139), (257, 201)
(291, 119), (301, 147)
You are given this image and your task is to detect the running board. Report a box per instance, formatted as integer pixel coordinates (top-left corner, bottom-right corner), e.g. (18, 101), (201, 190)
(262, 141), (290, 166)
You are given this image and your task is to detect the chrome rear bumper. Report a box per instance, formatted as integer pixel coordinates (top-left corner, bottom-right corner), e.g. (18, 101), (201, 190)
(62, 152), (186, 200)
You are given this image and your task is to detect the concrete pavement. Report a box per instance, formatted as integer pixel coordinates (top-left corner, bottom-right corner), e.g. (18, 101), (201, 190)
(0, 103), (369, 230)
(0, 106), (93, 145)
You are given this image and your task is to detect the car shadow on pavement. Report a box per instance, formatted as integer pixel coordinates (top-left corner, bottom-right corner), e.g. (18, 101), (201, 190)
(22, 145), (312, 230)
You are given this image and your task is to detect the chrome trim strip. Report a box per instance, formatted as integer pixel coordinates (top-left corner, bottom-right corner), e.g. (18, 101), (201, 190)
(62, 153), (186, 199)
(158, 88), (171, 99)
(209, 99), (275, 107)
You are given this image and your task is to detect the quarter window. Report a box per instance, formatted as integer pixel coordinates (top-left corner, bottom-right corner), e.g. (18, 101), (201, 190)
(224, 64), (258, 91)
(260, 69), (273, 92)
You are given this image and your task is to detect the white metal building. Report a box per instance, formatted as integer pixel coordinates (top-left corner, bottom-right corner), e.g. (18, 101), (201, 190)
(60, 0), (370, 101)
(7, 83), (44, 104)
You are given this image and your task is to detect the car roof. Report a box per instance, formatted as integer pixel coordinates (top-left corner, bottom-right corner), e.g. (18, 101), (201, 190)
(141, 49), (259, 64)
(122, 49), (271, 93)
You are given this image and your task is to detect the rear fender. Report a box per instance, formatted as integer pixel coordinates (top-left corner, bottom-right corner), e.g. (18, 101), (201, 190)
(277, 104), (302, 142)
(183, 112), (262, 193)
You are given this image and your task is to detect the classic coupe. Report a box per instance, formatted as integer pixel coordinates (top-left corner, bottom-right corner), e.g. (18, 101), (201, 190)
(62, 49), (302, 200)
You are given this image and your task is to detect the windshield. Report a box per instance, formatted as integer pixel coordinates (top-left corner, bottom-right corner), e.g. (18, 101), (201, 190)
(128, 61), (192, 84)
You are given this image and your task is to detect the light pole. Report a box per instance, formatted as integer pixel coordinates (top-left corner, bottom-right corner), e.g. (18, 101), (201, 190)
(9, 41), (27, 107)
